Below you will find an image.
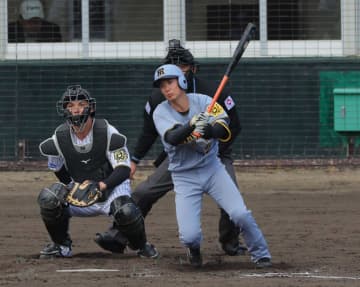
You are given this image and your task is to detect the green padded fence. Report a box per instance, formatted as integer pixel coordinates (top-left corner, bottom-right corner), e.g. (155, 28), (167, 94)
(1, 58), (360, 161)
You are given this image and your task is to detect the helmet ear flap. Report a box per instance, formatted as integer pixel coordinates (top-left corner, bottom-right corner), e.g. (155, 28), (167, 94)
(178, 74), (187, 90)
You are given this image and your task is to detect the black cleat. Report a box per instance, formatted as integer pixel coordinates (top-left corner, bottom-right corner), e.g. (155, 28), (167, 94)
(255, 257), (272, 268)
(94, 230), (127, 254)
(221, 241), (247, 256)
(137, 242), (159, 259)
(186, 247), (202, 267)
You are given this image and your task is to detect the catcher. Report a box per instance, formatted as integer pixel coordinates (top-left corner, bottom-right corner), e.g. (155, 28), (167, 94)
(37, 85), (159, 259)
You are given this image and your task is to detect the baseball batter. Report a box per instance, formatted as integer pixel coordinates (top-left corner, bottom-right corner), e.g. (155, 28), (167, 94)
(152, 64), (272, 268)
(95, 39), (245, 256)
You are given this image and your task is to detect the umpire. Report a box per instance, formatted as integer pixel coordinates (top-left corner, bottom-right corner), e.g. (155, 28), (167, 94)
(95, 39), (245, 256)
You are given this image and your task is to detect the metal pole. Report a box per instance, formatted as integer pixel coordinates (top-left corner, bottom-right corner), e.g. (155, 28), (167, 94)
(259, 0), (268, 56)
(0, 0), (7, 59)
(82, 0), (89, 57)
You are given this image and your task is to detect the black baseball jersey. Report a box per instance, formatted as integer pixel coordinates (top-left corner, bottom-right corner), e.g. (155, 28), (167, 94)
(131, 74), (241, 164)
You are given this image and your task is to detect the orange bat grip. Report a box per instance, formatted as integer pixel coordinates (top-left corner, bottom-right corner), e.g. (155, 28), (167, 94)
(207, 75), (229, 113)
(192, 75), (229, 139)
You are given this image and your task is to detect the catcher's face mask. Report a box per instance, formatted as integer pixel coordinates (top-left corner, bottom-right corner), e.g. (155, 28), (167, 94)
(56, 85), (96, 131)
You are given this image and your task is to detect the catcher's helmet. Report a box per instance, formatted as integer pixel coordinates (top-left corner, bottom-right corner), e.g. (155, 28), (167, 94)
(153, 64), (188, 90)
(56, 85), (96, 129)
(163, 39), (197, 67)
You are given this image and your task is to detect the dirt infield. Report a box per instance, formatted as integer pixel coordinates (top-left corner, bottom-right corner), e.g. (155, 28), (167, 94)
(1, 167), (360, 287)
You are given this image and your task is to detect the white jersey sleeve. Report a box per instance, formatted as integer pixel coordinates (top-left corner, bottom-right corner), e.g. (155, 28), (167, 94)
(44, 134), (65, 172)
(106, 124), (131, 169)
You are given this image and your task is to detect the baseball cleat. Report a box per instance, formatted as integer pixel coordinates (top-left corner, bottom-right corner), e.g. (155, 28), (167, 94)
(40, 242), (72, 259)
(137, 242), (159, 259)
(255, 257), (272, 268)
(186, 247), (202, 267)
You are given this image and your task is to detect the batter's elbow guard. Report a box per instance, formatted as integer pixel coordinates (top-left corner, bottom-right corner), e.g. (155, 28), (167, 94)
(215, 120), (232, 142)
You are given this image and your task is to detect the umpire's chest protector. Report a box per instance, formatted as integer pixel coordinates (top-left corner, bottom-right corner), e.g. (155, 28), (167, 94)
(55, 119), (112, 182)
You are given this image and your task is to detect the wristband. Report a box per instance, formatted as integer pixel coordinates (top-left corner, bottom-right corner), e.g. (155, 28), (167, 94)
(131, 155), (140, 164)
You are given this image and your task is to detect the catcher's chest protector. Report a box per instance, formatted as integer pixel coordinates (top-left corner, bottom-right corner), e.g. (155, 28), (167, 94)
(55, 119), (112, 182)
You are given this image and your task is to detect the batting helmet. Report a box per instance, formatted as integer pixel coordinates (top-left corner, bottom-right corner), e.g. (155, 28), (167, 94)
(163, 39), (197, 67)
(56, 85), (96, 129)
(153, 64), (188, 90)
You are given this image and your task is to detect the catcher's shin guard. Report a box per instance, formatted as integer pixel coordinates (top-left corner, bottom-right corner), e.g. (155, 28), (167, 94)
(94, 225), (128, 253)
(110, 195), (147, 250)
(218, 208), (240, 244)
(38, 183), (71, 245)
(218, 208), (247, 255)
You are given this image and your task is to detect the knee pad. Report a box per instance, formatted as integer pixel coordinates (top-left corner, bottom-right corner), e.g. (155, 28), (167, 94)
(110, 195), (142, 226)
(110, 195), (146, 249)
(37, 182), (69, 222)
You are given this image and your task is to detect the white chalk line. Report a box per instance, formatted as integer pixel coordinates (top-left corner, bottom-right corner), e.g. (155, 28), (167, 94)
(55, 270), (360, 280)
(57, 269), (120, 272)
(238, 272), (360, 281)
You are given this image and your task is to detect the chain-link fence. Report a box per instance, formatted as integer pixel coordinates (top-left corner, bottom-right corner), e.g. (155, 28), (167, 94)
(0, 0), (359, 161)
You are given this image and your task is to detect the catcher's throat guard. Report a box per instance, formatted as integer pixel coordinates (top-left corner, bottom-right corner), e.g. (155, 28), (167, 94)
(66, 180), (102, 207)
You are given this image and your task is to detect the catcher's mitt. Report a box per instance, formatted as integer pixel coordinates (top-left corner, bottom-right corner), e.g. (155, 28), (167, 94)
(66, 180), (102, 207)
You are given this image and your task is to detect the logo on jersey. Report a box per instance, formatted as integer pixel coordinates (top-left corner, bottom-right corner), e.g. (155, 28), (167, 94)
(157, 68), (165, 77)
(114, 148), (128, 162)
(224, 95), (235, 110)
(208, 102), (224, 117)
(81, 158), (91, 164)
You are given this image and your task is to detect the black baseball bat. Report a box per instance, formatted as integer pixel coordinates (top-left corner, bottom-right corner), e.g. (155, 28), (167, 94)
(207, 22), (256, 112)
